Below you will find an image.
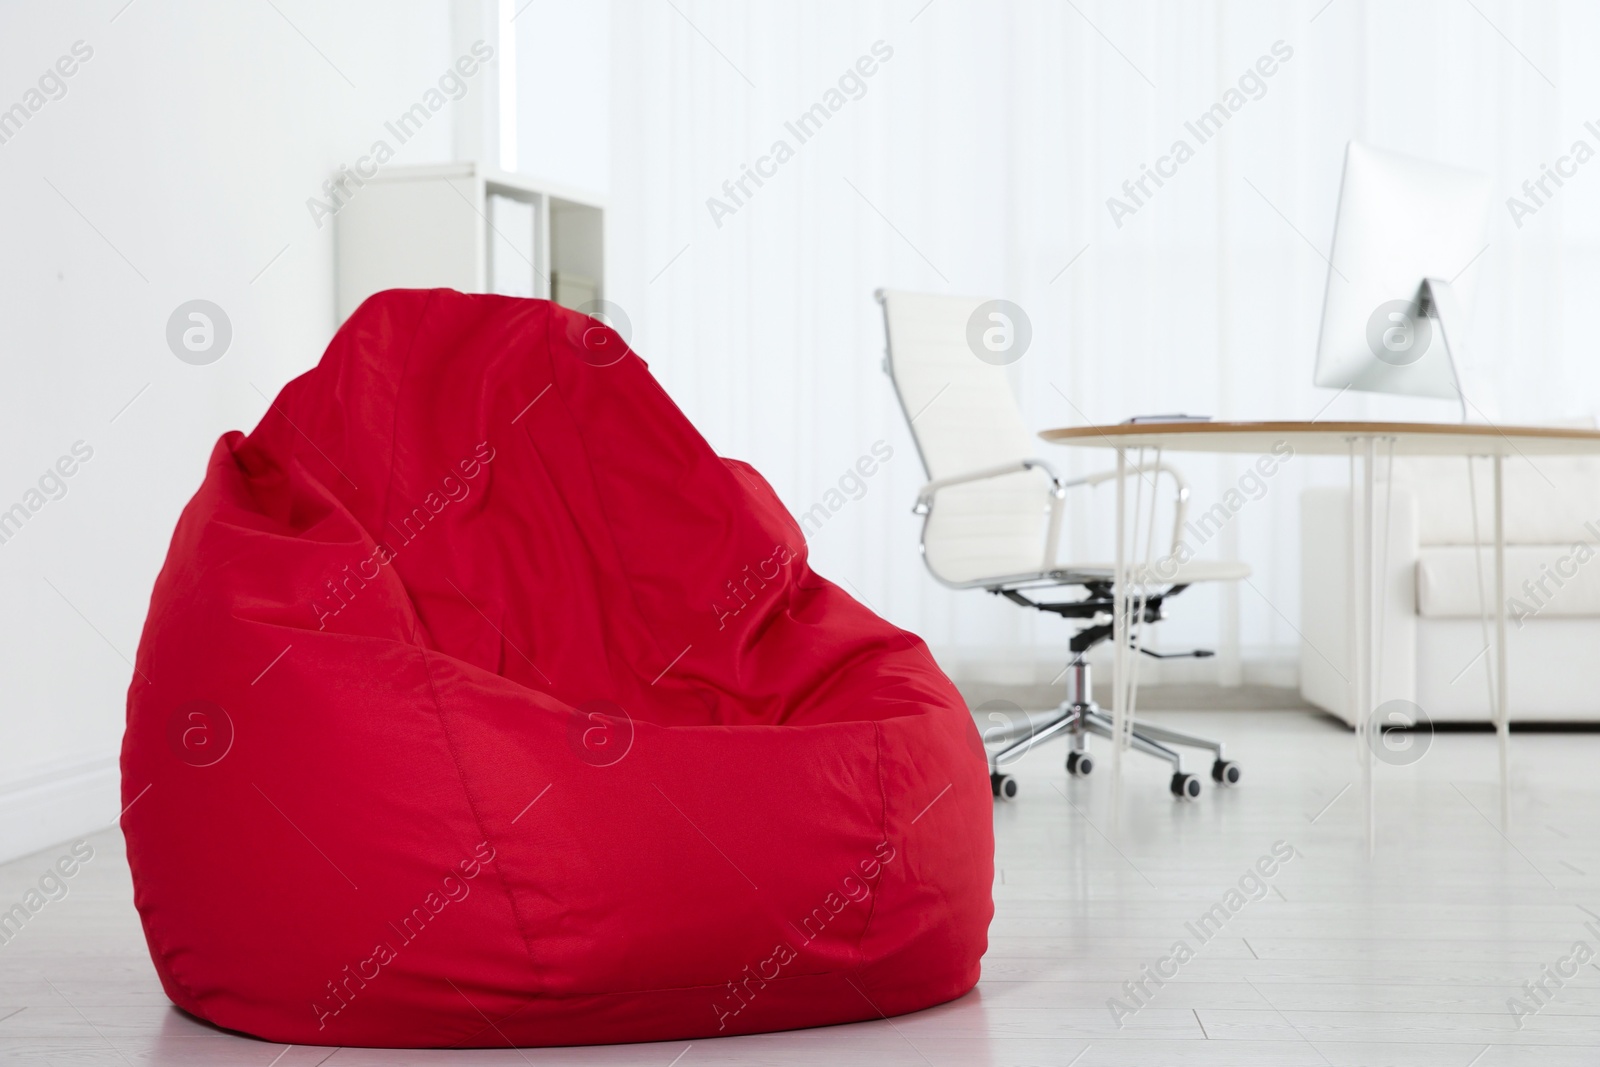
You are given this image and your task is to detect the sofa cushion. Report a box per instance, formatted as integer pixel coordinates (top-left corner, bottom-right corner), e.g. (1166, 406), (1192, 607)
(1392, 453), (1600, 546)
(1417, 543), (1600, 618)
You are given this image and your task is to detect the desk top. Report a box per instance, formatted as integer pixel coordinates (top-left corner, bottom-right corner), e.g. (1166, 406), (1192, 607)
(1039, 420), (1600, 457)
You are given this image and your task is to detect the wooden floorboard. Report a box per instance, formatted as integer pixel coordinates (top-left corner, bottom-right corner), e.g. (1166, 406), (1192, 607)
(3, 707), (1599, 1064)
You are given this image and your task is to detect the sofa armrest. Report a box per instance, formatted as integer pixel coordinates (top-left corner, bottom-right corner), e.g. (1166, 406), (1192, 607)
(1298, 485), (1419, 725)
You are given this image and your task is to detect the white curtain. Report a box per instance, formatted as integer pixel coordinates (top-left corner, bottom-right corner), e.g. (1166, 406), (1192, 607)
(607, 0), (1591, 684)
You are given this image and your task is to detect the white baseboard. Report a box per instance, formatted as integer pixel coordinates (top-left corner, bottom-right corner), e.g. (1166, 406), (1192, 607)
(0, 754), (119, 865)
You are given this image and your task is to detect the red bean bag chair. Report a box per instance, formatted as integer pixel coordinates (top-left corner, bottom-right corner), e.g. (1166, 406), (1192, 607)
(120, 289), (993, 1048)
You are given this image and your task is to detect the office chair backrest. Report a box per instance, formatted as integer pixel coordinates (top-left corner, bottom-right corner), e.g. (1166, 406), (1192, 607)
(879, 290), (1054, 585)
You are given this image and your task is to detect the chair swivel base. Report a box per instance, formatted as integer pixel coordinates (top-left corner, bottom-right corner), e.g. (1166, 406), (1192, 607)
(986, 660), (1240, 802)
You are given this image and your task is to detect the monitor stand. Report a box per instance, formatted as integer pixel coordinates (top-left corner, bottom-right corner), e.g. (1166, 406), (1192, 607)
(1417, 277), (1485, 424)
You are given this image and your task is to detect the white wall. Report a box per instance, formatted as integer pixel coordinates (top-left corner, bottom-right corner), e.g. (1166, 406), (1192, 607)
(513, 0), (610, 193)
(607, 0), (1600, 686)
(0, 0), (470, 860)
(7, 0), (1598, 859)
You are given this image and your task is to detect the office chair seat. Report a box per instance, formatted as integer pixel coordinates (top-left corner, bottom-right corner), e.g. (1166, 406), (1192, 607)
(966, 559), (1252, 592)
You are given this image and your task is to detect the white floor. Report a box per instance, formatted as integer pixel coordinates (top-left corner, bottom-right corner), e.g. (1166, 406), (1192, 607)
(5, 708), (1600, 1065)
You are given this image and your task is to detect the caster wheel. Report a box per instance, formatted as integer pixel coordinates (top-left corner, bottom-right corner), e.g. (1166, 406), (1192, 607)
(1170, 772), (1201, 799)
(991, 773), (1018, 800)
(1066, 751), (1094, 777)
(1211, 759), (1241, 785)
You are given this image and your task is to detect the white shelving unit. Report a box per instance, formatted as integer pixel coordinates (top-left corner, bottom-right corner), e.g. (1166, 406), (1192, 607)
(336, 161), (605, 323)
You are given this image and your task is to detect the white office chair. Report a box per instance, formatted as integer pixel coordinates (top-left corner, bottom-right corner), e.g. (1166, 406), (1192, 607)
(875, 289), (1250, 800)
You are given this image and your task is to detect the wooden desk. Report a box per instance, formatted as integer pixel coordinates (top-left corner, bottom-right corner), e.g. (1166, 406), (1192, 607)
(1042, 420), (1600, 457)
(1041, 420), (1600, 848)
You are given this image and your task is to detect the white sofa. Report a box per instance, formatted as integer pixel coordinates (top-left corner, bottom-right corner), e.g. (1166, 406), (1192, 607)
(1300, 453), (1600, 724)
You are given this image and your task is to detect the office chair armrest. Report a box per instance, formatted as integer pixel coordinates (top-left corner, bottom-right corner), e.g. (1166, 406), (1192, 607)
(1062, 462), (1192, 561)
(912, 458), (1065, 515)
(912, 458), (1190, 572)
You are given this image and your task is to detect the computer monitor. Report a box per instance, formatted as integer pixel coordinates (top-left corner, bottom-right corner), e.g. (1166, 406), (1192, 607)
(1312, 140), (1493, 418)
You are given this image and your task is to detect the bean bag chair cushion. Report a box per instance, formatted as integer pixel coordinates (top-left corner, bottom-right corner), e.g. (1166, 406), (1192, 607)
(120, 289), (993, 1048)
